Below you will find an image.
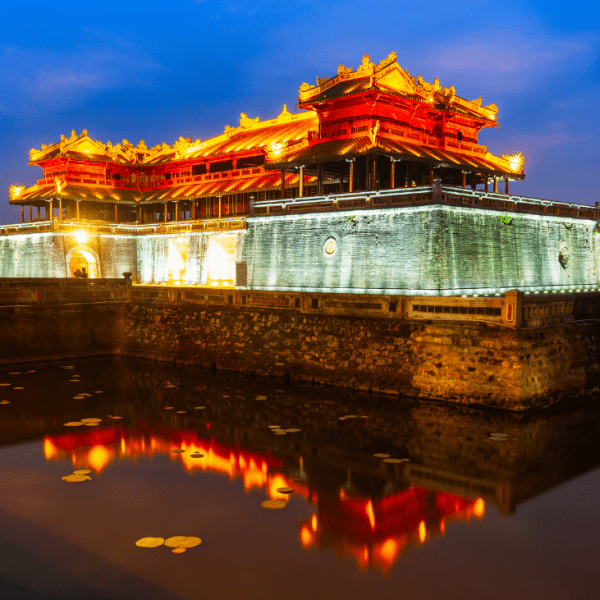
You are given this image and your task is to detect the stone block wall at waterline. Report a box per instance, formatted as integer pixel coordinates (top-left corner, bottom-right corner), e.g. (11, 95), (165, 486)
(120, 303), (600, 411)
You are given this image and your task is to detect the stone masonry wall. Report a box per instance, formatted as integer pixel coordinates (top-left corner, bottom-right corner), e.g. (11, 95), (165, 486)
(121, 302), (600, 411)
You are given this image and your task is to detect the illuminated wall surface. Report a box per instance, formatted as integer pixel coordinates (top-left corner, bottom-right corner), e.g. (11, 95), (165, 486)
(1, 206), (599, 293)
(244, 206), (600, 294)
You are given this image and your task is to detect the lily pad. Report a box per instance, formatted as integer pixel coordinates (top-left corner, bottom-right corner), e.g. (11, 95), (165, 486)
(171, 547), (187, 554)
(0, 400), (10, 405)
(276, 487), (294, 494)
(64, 421), (84, 427)
(283, 428), (301, 433)
(382, 458), (409, 464)
(95, 391), (103, 394)
(194, 406), (206, 410)
(164, 407), (174, 410)
(62, 474), (91, 482)
(164, 536), (202, 548)
(268, 425), (281, 429)
(13, 387), (24, 390)
(73, 469), (91, 475)
(135, 537), (165, 548)
(84, 422), (99, 426)
(109, 416), (122, 420)
(374, 453), (390, 458)
(0, 384), (10, 386)
(176, 411), (186, 414)
(274, 431), (287, 435)
(81, 418), (102, 423)
(171, 449), (185, 453)
(190, 453), (204, 458)
(261, 499), (287, 509)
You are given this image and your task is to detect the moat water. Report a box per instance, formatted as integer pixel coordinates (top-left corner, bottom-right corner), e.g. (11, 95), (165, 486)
(0, 357), (598, 600)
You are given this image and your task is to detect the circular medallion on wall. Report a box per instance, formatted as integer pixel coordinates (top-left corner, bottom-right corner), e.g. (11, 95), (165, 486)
(324, 237), (337, 256)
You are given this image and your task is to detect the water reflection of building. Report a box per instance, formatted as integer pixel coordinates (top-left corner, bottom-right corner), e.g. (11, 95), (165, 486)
(43, 422), (484, 574)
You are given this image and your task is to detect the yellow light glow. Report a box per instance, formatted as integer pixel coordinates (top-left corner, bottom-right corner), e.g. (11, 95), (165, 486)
(54, 176), (63, 193)
(503, 152), (524, 172)
(418, 521), (426, 543)
(10, 185), (24, 198)
(43, 438), (57, 460)
(300, 526), (314, 548)
(75, 231), (88, 243)
(473, 498), (485, 518)
(366, 499), (376, 530)
(88, 445), (112, 473)
(311, 514), (318, 532)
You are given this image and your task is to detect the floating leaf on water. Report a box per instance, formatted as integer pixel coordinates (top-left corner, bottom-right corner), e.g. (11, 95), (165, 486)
(0, 400), (10, 404)
(81, 418), (102, 423)
(261, 499), (287, 509)
(268, 425), (281, 429)
(69, 380), (79, 383)
(382, 458), (408, 464)
(346, 415), (358, 418)
(84, 422), (99, 426)
(255, 395), (267, 400)
(64, 421), (84, 426)
(176, 411), (186, 414)
(360, 416), (369, 419)
(194, 406), (206, 410)
(190, 453), (205, 458)
(373, 453), (390, 458)
(73, 469), (91, 475)
(164, 407), (174, 410)
(166, 385), (177, 388)
(171, 547), (187, 554)
(13, 387), (24, 390)
(274, 431), (287, 435)
(164, 536), (202, 548)
(81, 393), (92, 397)
(171, 449), (185, 453)
(338, 416), (348, 420)
(8, 372), (20, 375)
(135, 537), (165, 548)
(95, 391), (103, 394)
(26, 370), (35, 373)
(0, 384), (10, 386)
(110, 416), (122, 419)
(62, 474), (91, 482)
(283, 428), (300, 433)
(222, 395), (229, 398)
(276, 487), (294, 494)
(73, 396), (85, 400)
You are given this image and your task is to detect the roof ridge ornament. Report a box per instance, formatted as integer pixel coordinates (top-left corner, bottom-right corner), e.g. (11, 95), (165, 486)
(357, 53), (374, 74)
(337, 64), (353, 75)
(240, 113), (260, 129)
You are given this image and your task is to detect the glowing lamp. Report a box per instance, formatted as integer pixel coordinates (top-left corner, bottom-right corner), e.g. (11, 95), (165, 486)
(503, 152), (525, 172)
(9, 185), (24, 198)
(75, 230), (88, 243)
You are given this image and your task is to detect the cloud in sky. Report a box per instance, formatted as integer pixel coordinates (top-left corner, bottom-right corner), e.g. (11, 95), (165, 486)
(0, 41), (162, 114)
(423, 31), (599, 93)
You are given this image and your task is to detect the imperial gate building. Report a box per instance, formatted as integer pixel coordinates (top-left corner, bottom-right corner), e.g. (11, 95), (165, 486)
(3, 52), (599, 296)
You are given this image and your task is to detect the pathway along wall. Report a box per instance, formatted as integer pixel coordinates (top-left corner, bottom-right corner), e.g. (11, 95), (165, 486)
(122, 302), (600, 411)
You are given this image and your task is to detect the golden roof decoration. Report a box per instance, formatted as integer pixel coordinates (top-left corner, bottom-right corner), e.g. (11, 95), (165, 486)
(240, 113), (260, 129)
(299, 52), (499, 122)
(502, 152), (525, 173)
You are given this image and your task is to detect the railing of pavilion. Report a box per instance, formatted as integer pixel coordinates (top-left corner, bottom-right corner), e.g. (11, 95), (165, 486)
(0, 216), (247, 236)
(251, 185), (600, 220)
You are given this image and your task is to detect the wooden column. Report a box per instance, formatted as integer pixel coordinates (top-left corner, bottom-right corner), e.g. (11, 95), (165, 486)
(218, 196), (222, 219)
(484, 177), (489, 192)
(281, 169), (286, 200)
(137, 207), (142, 223)
(48, 200), (53, 220)
(372, 157), (377, 190)
(471, 174), (476, 190)
(349, 161), (354, 193)
(29, 205), (32, 222)
(174, 201), (179, 222)
(299, 166), (304, 198)
(317, 164), (323, 195)
(192, 200), (197, 220)
(164, 203), (168, 223)
(76, 201), (80, 221)
(493, 176), (498, 193)
(20, 206), (24, 223)
(505, 177), (510, 195)
(114, 204), (118, 223)
(461, 171), (467, 189)
(59, 199), (63, 220)
(365, 158), (371, 191)
(390, 159), (395, 189)
(429, 166), (435, 185)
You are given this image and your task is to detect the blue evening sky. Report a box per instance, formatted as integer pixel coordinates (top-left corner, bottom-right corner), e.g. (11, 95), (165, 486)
(1, 0), (598, 223)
